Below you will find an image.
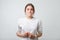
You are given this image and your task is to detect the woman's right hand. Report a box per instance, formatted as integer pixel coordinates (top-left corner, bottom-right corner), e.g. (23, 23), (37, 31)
(22, 32), (28, 38)
(16, 31), (28, 38)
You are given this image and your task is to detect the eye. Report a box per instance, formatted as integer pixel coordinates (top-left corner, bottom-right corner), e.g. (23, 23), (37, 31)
(27, 8), (29, 10)
(31, 9), (33, 10)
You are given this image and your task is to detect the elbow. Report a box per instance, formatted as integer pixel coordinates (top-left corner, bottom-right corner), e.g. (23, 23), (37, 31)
(40, 33), (42, 37)
(16, 32), (18, 36)
(38, 33), (42, 37)
(16, 31), (22, 37)
(16, 32), (19, 36)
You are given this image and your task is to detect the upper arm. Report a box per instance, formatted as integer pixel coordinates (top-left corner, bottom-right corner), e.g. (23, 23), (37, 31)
(17, 18), (22, 33)
(37, 20), (43, 34)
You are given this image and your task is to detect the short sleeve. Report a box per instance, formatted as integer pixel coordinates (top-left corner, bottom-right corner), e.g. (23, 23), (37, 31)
(37, 20), (42, 33)
(18, 25), (22, 33)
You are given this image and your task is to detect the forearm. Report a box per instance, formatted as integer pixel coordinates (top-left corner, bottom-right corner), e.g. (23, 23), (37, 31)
(16, 31), (23, 37)
(36, 32), (42, 38)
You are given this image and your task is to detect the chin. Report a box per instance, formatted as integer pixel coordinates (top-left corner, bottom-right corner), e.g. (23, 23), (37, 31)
(28, 15), (32, 16)
(29, 16), (32, 17)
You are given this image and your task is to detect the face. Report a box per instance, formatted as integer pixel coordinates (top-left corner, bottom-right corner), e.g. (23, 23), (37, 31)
(25, 6), (34, 17)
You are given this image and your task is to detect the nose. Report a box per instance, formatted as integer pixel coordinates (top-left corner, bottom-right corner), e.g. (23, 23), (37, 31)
(29, 10), (31, 13)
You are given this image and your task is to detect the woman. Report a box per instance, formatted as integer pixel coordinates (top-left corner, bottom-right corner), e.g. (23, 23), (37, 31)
(16, 3), (42, 40)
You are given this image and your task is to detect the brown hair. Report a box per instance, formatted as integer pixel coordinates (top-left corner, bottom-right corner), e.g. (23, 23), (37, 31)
(24, 3), (35, 13)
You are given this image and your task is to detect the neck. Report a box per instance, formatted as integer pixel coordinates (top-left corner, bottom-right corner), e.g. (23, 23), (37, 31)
(26, 16), (33, 19)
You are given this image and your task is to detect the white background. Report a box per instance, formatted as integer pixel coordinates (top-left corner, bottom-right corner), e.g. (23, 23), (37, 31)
(0, 0), (60, 40)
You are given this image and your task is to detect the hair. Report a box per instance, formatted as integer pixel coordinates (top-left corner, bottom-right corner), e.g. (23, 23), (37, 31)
(24, 3), (35, 13)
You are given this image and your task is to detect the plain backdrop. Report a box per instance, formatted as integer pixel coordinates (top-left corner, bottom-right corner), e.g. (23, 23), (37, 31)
(0, 0), (60, 40)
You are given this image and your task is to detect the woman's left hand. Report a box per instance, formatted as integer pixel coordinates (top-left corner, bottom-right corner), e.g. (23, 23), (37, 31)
(27, 32), (35, 39)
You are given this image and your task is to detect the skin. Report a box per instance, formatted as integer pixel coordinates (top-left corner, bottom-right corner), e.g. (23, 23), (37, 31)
(16, 5), (42, 39)
(25, 6), (34, 19)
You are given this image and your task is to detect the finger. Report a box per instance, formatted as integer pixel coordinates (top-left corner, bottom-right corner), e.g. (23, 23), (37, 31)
(29, 35), (31, 38)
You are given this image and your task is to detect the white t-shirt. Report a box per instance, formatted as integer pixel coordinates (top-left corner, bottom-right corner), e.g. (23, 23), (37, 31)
(17, 17), (42, 40)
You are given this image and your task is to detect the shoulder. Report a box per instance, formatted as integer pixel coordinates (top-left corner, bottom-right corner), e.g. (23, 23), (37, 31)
(35, 18), (42, 25)
(34, 18), (41, 22)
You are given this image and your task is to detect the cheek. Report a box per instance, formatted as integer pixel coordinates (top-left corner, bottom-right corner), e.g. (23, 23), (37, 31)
(25, 9), (29, 13)
(31, 11), (34, 13)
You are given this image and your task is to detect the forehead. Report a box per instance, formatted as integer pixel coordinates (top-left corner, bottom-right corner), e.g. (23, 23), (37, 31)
(26, 6), (33, 9)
